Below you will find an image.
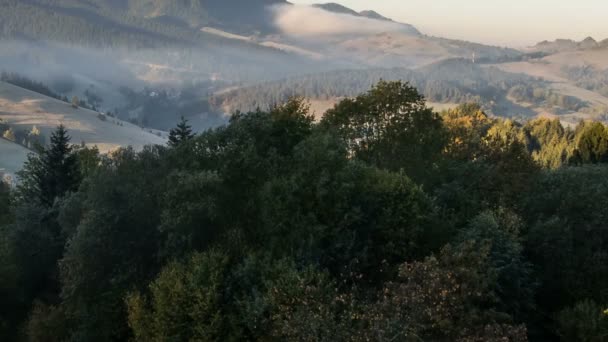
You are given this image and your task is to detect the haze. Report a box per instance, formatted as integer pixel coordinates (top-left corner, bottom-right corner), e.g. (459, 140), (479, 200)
(292, 0), (608, 47)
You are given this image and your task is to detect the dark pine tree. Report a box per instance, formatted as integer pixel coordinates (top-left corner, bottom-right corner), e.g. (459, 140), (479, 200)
(168, 116), (194, 147)
(17, 125), (80, 206)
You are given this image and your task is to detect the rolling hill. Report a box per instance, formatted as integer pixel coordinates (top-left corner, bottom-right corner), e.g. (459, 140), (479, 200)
(0, 81), (166, 174)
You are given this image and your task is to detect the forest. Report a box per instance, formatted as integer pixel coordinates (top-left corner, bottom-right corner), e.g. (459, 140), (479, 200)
(213, 60), (588, 117)
(1, 81), (608, 341)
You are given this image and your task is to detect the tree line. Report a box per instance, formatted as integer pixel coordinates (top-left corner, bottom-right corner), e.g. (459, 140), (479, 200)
(213, 60), (586, 117)
(1, 81), (607, 341)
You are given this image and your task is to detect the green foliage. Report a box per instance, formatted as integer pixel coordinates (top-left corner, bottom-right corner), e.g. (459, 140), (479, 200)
(16, 125), (80, 207)
(5, 81), (608, 341)
(524, 166), (608, 312)
(367, 241), (527, 341)
(258, 261), (356, 341)
(323, 80), (446, 184)
(442, 103), (494, 161)
(25, 302), (70, 342)
(574, 121), (608, 164)
(458, 210), (536, 321)
(523, 118), (571, 169)
(555, 300), (608, 342)
(159, 171), (223, 258)
(0, 181), (10, 226)
(127, 250), (230, 342)
(167, 116), (194, 147)
(58, 147), (167, 340)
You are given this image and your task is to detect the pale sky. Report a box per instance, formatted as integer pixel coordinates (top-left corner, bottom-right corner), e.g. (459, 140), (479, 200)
(291, 0), (608, 47)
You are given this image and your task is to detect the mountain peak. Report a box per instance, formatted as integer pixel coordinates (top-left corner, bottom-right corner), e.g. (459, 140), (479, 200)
(358, 10), (391, 22)
(313, 3), (359, 16)
(312, 2), (420, 36)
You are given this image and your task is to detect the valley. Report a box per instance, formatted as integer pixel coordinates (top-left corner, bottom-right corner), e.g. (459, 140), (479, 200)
(2, 2), (608, 342)
(1, 0), (608, 174)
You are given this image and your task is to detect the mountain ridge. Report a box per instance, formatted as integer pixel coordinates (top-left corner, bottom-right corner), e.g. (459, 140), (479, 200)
(312, 2), (421, 36)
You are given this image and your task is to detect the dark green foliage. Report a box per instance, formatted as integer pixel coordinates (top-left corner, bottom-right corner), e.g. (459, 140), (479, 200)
(4, 81), (608, 341)
(58, 147), (168, 340)
(458, 210), (536, 321)
(17, 125), (80, 207)
(167, 116), (194, 147)
(0, 126), (85, 341)
(523, 118), (571, 169)
(524, 166), (608, 311)
(0, 72), (65, 101)
(0, 181), (10, 226)
(322, 80), (446, 185)
(555, 300), (608, 341)
(574, 121), (608, 164)
(159, 171), (223, 258)
(365, 241), (528, 341)
(126, 250), (231, 341)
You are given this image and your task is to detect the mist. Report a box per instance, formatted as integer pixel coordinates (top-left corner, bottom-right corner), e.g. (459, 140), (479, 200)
(0, 38), (347, 131)
(271, 4), (406, 38)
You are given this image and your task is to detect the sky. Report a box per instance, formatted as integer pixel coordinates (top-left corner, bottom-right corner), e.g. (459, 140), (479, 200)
(291, 0), (608, 47)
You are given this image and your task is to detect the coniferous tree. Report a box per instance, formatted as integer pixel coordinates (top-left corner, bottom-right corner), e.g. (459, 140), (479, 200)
(17, 125), (80, 207)
(168, 116), (194, 147)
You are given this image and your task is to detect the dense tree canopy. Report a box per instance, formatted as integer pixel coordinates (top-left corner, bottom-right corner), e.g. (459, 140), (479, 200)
(1, 82), (607, 341)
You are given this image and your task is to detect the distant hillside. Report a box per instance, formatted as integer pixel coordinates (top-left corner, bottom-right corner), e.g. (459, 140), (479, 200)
(313, 3), (359, 16)
(359, 10), (392, 21)
(331, 32), (522, 68)
(313, 2), (420, 36)
(126, 0), (288, 33)
(0, 0), (289, 47)
(0, 81), (166, 154)
(212, 59), (551, 117)
(531, 37), (608, 54)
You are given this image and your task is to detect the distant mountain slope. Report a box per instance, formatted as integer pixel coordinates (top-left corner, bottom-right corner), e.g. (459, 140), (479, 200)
(212, 59), (544, 115)
(313, 2), (420, 36)
(126, 0), (288, 33)
(0, 81), (166, 154)
(0, 0), (289, 47)
(359, 10), (392, 21)
(332, 32), (521, 68)
(313, 3), (359, 16)
(531, 37), (606, 54)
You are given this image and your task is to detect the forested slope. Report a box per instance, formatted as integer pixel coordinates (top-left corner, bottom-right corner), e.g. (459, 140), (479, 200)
(213, 59), (585, 117)
(0, 0), (287, 48)
(1, 82), (607, 341)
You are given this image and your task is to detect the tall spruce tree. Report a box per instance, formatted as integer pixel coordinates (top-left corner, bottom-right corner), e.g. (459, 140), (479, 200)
(168, 116), (194, 147)
(17, 125), (80, 206)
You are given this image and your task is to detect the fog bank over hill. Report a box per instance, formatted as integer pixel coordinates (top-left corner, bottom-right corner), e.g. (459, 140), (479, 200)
(293, 0), (608, 47)
(271, 4), (419, 38)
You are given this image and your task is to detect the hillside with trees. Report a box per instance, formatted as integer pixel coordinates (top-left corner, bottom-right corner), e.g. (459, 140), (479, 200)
(0, 0), (289, 47)
(1, 82), (608, 341)
(213, 59), (590, 118)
